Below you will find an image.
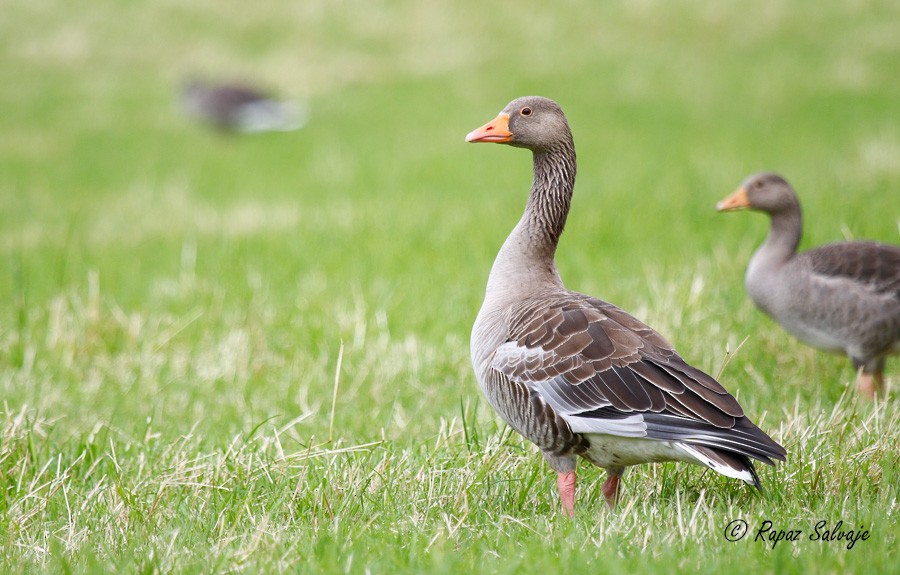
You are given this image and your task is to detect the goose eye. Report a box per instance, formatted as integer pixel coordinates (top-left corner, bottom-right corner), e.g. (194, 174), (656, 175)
(520, 107), (532, 116)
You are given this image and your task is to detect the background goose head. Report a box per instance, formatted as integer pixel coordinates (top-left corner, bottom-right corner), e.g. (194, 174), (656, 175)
(717, 172), (802, 216)
(465, 96), (573, 151)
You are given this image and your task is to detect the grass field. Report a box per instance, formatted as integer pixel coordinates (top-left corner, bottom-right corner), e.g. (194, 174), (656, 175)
(1, 0), (899, 572)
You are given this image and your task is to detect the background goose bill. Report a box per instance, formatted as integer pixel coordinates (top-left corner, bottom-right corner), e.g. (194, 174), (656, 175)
(716, 186), (751, 212)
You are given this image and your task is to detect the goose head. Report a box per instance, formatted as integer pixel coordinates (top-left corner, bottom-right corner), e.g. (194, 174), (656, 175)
(717, 172), (801, 216)
(465, 96), (572, 152)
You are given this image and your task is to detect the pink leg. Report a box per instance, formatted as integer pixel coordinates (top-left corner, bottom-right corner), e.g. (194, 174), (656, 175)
(856, 372), (884, 400)
(602, 473), (621, 509)
(557, 471), (576, 517)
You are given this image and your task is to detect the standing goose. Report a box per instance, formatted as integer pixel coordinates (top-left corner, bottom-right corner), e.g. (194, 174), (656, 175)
(717, 173), (900, 399)
(466, 96), (785, 515)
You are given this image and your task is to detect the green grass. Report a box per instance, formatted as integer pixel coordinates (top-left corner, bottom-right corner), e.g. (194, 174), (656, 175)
(1, 0), (899, 572)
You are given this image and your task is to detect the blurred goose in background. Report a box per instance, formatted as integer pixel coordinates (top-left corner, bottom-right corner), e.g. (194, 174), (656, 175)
(466, 96), (785, 515)
(180, 79), (306, 133)
(717, 172), (900, 399)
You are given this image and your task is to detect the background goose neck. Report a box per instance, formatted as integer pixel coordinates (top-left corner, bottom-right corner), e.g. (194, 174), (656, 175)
(763, 207), (803, 261)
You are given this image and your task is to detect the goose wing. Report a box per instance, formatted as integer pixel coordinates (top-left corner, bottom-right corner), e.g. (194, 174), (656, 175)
(491, 292), (785, 464)
(804, 241), (900, 299)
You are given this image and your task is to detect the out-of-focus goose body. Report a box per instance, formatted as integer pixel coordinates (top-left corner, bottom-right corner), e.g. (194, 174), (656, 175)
(718, 173), (900, 398)
(467, 97), (785, 515)
(180, 79), (306, 133)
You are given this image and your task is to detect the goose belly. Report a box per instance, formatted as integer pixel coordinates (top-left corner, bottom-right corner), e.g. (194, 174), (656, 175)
(777, 319), (848, 353)
(581, 434), (691, 468)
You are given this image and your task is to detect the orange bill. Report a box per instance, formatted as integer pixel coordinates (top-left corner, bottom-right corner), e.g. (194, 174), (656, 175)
(465, 113), (512, 143)
(716, 186), (750, 212)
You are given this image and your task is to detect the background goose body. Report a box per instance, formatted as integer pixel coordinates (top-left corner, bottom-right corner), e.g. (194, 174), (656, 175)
(467, 97), (785, 514)
(718, 173), (900, 398)
(180, 79), (306, 133)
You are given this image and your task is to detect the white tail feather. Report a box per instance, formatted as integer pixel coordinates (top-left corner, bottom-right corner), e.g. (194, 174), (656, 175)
(675, 444), (755, 485)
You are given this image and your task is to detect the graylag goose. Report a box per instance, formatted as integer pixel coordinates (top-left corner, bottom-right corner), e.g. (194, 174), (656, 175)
(180, 79), (306, 133)
(717, 172), (900, 399)
(466, 96), (785, 515)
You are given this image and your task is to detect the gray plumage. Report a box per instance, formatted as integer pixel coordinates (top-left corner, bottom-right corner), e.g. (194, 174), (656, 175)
(717, 172), (900, 398)
(467, 97), (785, 514)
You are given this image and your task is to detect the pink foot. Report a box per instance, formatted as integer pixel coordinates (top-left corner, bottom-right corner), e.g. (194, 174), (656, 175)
(602, 474), (621, 509)
(557, 471), (576, 517)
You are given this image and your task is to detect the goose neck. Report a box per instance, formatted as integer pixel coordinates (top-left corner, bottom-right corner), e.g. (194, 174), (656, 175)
(522, 145), (577, 253)
(761, 207), (802, 262)
(484, 145), (576, 297)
